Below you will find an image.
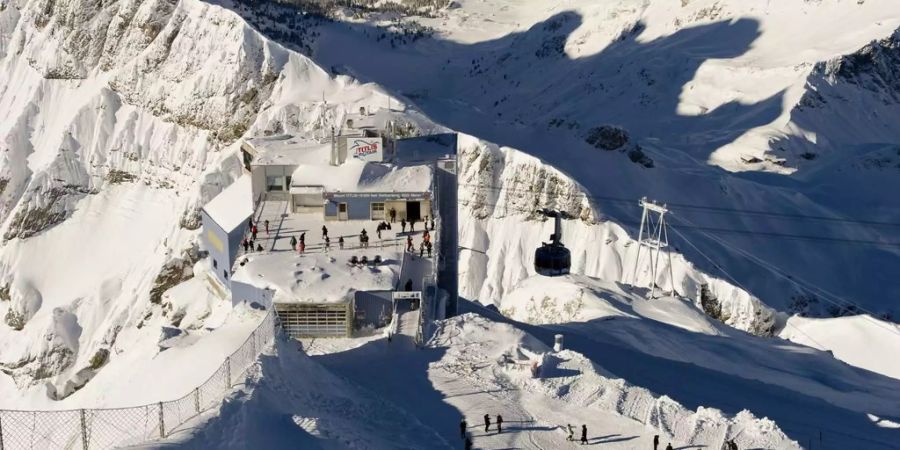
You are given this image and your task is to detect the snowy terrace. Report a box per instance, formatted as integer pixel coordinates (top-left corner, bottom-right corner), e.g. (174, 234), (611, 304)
(231, 207), (436, 305)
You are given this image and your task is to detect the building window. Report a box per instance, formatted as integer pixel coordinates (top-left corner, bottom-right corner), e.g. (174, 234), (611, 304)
(371, 202), (385, 220)
(267, 175), (285, 191)
(213, 259), (218, 269)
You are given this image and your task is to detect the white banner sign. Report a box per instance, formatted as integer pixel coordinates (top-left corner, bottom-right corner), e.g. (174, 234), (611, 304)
(347, 137), (383, 162)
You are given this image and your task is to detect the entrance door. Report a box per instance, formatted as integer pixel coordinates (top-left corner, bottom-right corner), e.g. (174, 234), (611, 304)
(406, 201), (421, 222)
(338, 203), (349, 221)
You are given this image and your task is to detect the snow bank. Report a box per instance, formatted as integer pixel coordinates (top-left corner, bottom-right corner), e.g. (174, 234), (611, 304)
(430, 313), (800, 450)
(780, 314), (900, 381)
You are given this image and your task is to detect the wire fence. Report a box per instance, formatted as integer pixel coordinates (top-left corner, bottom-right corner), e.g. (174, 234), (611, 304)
(0, 309), (277, 450)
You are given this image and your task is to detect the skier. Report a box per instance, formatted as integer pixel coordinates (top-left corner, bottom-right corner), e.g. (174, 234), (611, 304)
(264, 219), (270, 235)
(566, 424), (575, 441)
(322, 225), (328, 239)
(666, 444), (674, 450)
(339, 236), (345, 250)
(581, 425), (587, 445)
(405, 279), (413, 292)
(484, 414), (491, 432)
(290, 236), (297, 251)
(251, 225), (258, 240)
(389, 207), (396, 223)
(407, 236), (414, 253)
(401, 218), (407, 233)
(324, 236), (331, 251)
(654, 434), (659, 450)
(459, 418), (467, 439)
(496, 415), (503, 434)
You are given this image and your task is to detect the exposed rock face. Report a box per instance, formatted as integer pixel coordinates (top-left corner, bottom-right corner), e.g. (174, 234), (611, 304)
(150, 244), (199, 305)
(3, 280), (42, 330)
(585, 125), (630, 151)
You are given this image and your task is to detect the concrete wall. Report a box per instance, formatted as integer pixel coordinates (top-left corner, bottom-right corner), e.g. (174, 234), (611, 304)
(354, 290), (393, 327)
(201, 210), (237, 287)
(231, 280), (274, 308)
(325, 193), (430, 221)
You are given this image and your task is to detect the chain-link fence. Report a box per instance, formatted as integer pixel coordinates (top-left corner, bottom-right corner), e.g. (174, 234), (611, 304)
(0, 309), (277, 450)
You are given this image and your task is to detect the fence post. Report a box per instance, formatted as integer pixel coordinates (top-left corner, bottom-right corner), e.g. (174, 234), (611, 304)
(0, 410), (5, 450)
(194, 388), (200, 414)
(80, 409), (89, 449)
(158, 402), (165, 439)
(225, 357), (232, 388)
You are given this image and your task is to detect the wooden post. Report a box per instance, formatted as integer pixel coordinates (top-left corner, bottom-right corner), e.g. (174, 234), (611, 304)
(158, 402), (165, 438)
(80, 409), (88, 450)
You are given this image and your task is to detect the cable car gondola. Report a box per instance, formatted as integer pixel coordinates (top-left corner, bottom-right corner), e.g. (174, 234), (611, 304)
(534, 210), (571, 276)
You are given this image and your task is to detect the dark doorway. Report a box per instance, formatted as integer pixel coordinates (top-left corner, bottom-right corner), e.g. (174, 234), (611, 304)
(406, 201), (421, 222)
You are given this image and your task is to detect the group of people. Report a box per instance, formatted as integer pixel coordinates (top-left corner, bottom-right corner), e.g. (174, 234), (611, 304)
(399, 216), (436, 234)
(406, 229), (433, 257)
(458, 415), (688, 449)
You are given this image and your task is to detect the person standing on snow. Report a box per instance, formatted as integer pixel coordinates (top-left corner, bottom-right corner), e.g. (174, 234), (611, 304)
(264, 219), (270, 235)
(339, 236), (344, 250)
(581, 425), (587, 445)
(322, 225), (328, 239)
(290, 236), (297, 251)
(242, 238), (249, 253)
(483, 414), (491, 432)
(248, 239), (255, 251)
(430, 218), (434, 231)
(566, 424), (575, 441)
(389, 207), (397, 223)
(255, 243), (263, 252)
(654, 434), (659, 450)
(251, 225), (258, 240)
(496, 415), (503, 433)
(324, 236), (330, 251)
(459, 418), (467, 439)
(401, 218), (407, 233)
(410, 218), (416, 232)
(299, 241), (305, 253)
(407, 236), (414, 253)
(419, 243), (425, 257)
(300, 232), (306, 245)
(426, 241), (433, 258)
(665, 443), (674, 450)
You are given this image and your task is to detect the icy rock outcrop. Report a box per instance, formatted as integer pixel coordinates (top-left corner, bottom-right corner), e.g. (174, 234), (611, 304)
(3, 279), (42, 330)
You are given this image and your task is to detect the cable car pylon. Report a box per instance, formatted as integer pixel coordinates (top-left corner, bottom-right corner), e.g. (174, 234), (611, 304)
(630, 197), (675, 298)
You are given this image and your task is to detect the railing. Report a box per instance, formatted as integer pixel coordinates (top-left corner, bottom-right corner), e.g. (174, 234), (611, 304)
(0, 309), (277, 450)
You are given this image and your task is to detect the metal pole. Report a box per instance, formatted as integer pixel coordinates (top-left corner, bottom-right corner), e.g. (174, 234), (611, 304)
(158, 402), (165, 438)
(651, 211), (665, 299)
(664, 215), (675, 296)
(631, 200), (648, 285)
(80, 409), (88, 450)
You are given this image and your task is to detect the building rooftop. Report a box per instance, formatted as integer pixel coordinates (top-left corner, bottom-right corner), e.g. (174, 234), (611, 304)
(244, 134), (331, 166)
(290, 159), (433, 193)
(202, 175), (253, 232)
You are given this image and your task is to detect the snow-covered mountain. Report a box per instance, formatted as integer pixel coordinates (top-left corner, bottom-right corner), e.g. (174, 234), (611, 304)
(1, 0), (899, 448)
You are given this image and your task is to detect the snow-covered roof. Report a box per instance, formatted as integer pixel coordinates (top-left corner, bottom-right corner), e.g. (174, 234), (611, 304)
(244, 134), (331, 166)
(203, 175), (253, 232)
(291, 159), (432, 193)
(232, 252), (399, 304)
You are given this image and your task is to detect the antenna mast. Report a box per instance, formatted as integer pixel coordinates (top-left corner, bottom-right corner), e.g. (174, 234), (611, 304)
(630, 197), (675, 298)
